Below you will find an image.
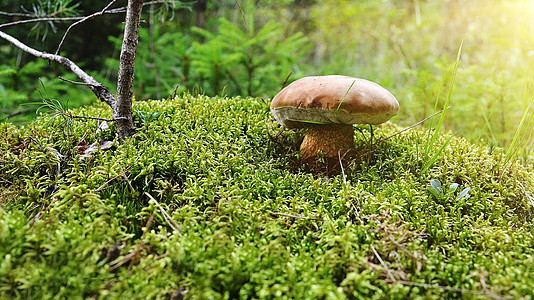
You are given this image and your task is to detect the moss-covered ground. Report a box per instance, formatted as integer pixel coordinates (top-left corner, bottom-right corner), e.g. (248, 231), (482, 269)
(1, 95), (534, 299)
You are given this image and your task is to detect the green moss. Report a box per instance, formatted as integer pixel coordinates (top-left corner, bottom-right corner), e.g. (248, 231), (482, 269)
(1, 94), (533, 299)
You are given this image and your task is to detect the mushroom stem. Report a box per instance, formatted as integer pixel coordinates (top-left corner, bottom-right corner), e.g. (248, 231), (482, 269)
(300, 123), (355, 163)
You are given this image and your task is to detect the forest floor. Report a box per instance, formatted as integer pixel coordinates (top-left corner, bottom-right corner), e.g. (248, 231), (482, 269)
(1, 95), (534, 299)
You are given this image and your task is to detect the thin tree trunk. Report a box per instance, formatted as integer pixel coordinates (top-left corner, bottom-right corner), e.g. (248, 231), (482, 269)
(114, 0), (143, 140)
(148, 3), (161, 99)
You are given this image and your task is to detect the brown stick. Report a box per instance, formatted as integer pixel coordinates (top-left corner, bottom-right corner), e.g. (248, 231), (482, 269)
(271, 212), (323, 222)
(235, 0), (247, 26)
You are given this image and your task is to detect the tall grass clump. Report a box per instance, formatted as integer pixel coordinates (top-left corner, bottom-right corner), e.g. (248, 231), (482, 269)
(504, 79), (534, 166)
(420, 42), (462, 174)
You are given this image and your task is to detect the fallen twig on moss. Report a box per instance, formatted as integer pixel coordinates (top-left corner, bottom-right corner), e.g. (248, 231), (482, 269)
(395, 280), (510, 300)
(371, 244), (397, 283)
(109, 214), (153, 272)
(271, 212), (323, 222)
(145, 192), (181, 231)
(95, 151), (143, 192)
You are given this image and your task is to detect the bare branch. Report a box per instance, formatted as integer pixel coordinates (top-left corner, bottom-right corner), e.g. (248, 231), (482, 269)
(96, 151), (144, 192)
(0, 1), (172, 29)
(145, 192), (182, 232)
(104, 1), (171, 14)
(56, 0), (119, 56)
(0, 17), (81, 29)
(0, 30), (116, 108)
(235, 0), (247, 26)
(0, 11), (39, 18)
(58, 76), (96, 86)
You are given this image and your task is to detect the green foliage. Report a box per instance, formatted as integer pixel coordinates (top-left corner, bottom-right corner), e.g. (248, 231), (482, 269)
(427, 178), (471, 204)
(190, 17), (310, 96)
(105, 14), (309, 99)
(21, 0), (81, 40)
(1, 94), (534, 298)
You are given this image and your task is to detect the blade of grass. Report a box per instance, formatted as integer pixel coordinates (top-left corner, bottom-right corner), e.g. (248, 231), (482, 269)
(423, 75), (444, 159)
(296, 119), (340, 125)
(336, 80), (356, 114)
(504, 79), (534, 165)
(421, 135), (453, 173)
(421, 41), (462, 173)
(478, 104), (497, 142)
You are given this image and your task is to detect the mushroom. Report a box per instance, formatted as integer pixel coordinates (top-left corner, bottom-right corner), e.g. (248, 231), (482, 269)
(270, 75), (399, 163)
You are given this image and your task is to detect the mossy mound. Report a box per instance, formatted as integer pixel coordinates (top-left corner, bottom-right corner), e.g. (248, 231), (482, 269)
(1, 95), (534, 299)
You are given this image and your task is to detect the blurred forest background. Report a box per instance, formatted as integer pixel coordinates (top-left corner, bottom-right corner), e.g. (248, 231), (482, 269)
(1, 0), (533, 162)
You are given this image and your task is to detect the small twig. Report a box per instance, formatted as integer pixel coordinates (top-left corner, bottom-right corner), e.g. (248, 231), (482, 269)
(95, 165), (133, 192)
(366, 124), (374, 163)
(235, 0), (247, 26)
(129, 213), (155, 269)
(58, 76), (97, 86)
(109, 249), (138, 270)
(371, 245), (397, 283)
(119, 163), (135, 193)
(4, 108), (32, 119)
(0, 11), (37, 17)
(56, 0), (119, 55)
(274, 127), (286, 139)
(271, 212), (323, 222)
(388, 235), (420, 261)
(395, 280), (509, 299)
(145, 192), (181, 231)
(349, 200), (364, 225)
(328, 148), (352, 172)
(0, 17), (81, 29)
(0, 1), (169, 29)
(109, 212), (156, 271)
(67, 114), (126, 122)
(281, 71), (292, 90)
(104, 1), (170, 14)
(382, 106), (450, 143)
(95, 151), (143, 192)
(164, 85), (178, 101)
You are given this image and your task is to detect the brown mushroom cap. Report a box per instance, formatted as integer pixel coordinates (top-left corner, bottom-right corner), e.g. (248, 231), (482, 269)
(271, 75), (399, 128)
